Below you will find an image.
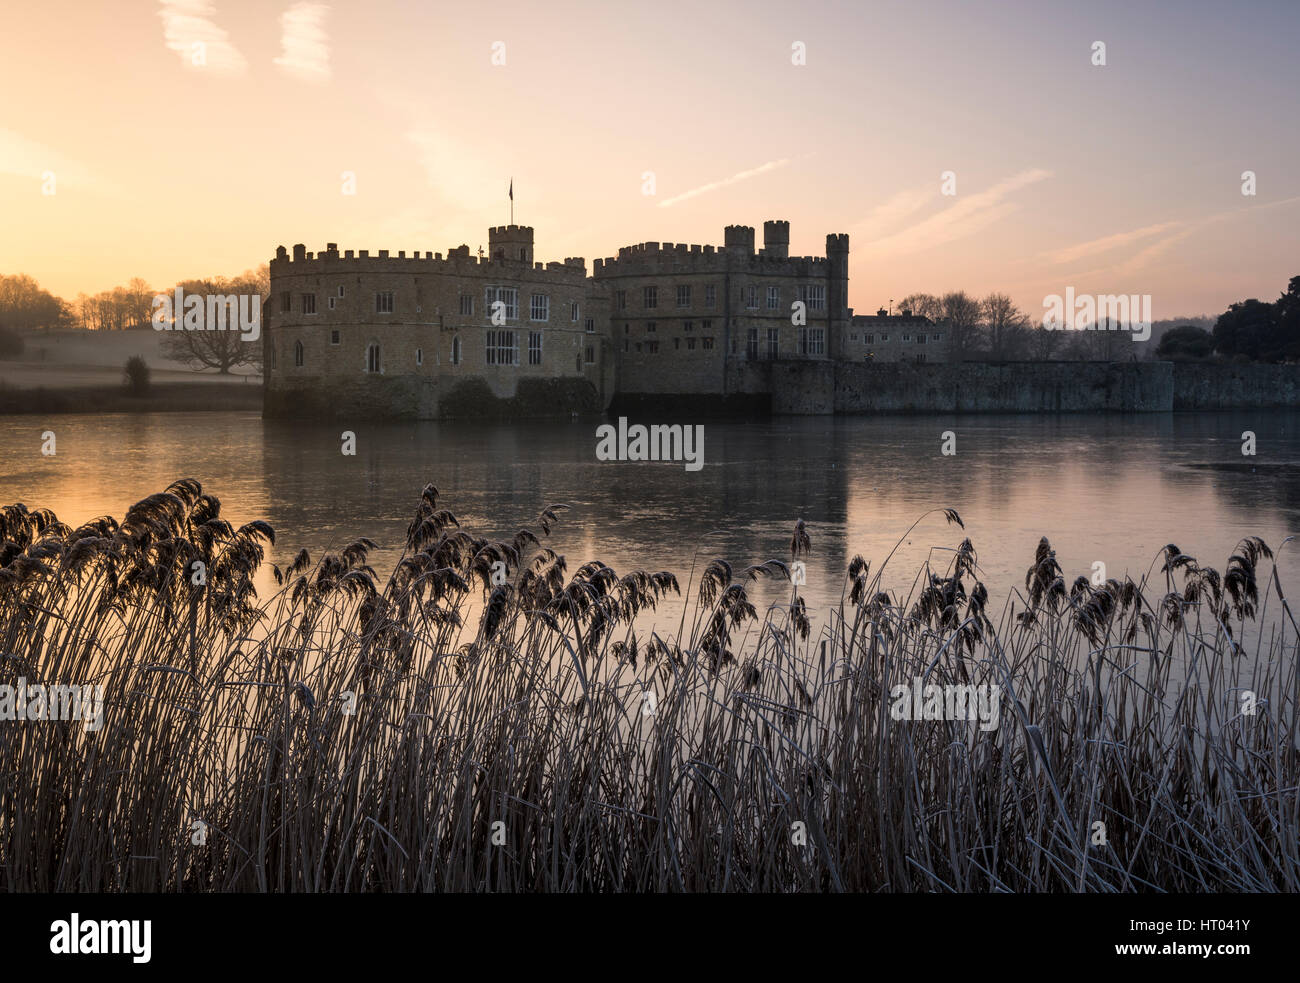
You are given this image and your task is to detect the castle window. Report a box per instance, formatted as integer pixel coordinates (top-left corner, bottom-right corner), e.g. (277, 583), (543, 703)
(746, 286), (759, 309)
(485, 286), (518, 320)
(459, 295), (474, 316)
(902, 334), (911, 342)
(676, 285), (690, 307)
(766, 286), (779, 310)
(917, 334), (926, 344)
(703, 337), (715, 350)
(616, 289), (627, 310)
(301, 293), (316, 315)
(683, 321), (692, 332)
(520, 247), (527, 261)
(746, 328), (758, 359)
(799, 284), (826, 311)
(294, 340), (304, 367)
(686, 338), (695, 351)
(643, 286), (657, 309)
(766, 328), (778, 358)
(366, 342), (381, 373)
(647, 340), (659, 354)
(331, 329), (340, 345)
(674, 338), (680, 350)
(880, 333), (889, 341)
(528, 331), (543, 365)
(702, 319), (712, 333)
(584, 345), (595, 364)
(799, 327), (826, 356)
(338, 285), (344, 297)
(328, 297), (336, 310)
(865, 334), (874, 343)
(624, 339), (628, 352)
(452, 335), (462, 365)
(646, 321), (656, 333)
(933, 332), (943, 342)
(530, 294), (549, 322)
(571, 301), (580, 322)
(280, 292), (291, 313)
(486, 329), (518, 365)
(585, 318), (594, 333)
(705, 284), (716, 307)
(376, 292), (394, 314)
(635, 342), (642, 352)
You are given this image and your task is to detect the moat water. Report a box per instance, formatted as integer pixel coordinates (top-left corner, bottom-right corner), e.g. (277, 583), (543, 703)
(3, 410), (1299, 638)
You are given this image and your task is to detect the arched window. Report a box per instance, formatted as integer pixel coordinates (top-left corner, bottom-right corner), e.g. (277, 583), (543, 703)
(294, 340), (304, 367)
(366, 342), (381, 374)
(451, 335), (462, 365)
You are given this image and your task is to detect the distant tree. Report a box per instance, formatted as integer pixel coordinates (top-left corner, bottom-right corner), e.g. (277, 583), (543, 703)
(1024, 323), (1063, 361)
(1270, 275), (1300, 362)
(123, 355), (151, 395)
(897, 292), (943, 320)
(939, 291), (984, 362)
(159, 275), (263, 374)
(123, 277), (155, 329)
(0, 274), (65, 332)
(981, 292), (1030, 360)
(1155, 324), (1215, 360)
(1212, 298), (1277, 362)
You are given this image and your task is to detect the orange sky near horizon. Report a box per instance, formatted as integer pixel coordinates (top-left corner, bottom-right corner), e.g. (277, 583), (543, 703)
(2, 0), (1298, 321)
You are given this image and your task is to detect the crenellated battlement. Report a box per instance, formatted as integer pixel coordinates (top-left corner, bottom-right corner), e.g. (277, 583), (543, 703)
(271, 239), (587, 281)
(589, 221), (842, 279)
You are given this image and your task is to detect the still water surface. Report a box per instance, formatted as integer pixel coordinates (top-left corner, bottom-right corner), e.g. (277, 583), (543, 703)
(3, 410), (1298, 636)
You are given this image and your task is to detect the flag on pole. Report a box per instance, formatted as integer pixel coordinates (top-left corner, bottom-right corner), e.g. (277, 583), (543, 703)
(509, 179), (513, 201)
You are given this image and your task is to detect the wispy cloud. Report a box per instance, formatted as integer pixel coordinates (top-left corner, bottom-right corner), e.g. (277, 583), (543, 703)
(657, 159), (790, 208)
(858, 168), (1052, 257)
(0, 128), (101, 189)
(274, 3), (331, 83)
(1071, 195), (1300, 276)
(1049, 221), (1183, 265)
(157, 0), (247, 75)
(851, 187), (934, 240)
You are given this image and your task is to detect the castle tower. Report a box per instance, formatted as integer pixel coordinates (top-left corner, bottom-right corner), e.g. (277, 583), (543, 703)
(762, 220), (790, 259)
(723, 225), (755, 256)
(825, 233), (850, 359)
(489, 225), (534, 264)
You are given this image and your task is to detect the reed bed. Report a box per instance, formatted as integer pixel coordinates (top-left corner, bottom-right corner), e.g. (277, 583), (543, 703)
(1, 478), (1297, 892)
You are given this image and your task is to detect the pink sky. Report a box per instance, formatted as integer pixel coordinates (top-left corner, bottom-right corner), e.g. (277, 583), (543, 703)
(2, 0), (1297, 321)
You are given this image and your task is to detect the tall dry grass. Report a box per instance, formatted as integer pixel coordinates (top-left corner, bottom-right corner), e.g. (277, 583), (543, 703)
(1, 479), (1297, 892)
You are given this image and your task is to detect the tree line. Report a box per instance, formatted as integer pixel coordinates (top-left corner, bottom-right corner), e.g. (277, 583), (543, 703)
(0, 268), (268, 373)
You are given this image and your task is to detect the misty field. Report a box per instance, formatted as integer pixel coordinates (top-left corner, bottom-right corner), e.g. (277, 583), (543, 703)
(1, 479), (1297, 892)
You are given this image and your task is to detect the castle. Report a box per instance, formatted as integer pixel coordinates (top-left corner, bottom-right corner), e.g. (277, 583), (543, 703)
(263, 220), (950, 419)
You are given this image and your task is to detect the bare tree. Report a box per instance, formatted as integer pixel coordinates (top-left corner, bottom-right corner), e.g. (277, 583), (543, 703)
(940, 291), (984, 362)
(898, 292), (943, 320)
(1025, 323), (1064, 361)
(981, 292), (1030, 360)
(159, 275), (263, 374)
